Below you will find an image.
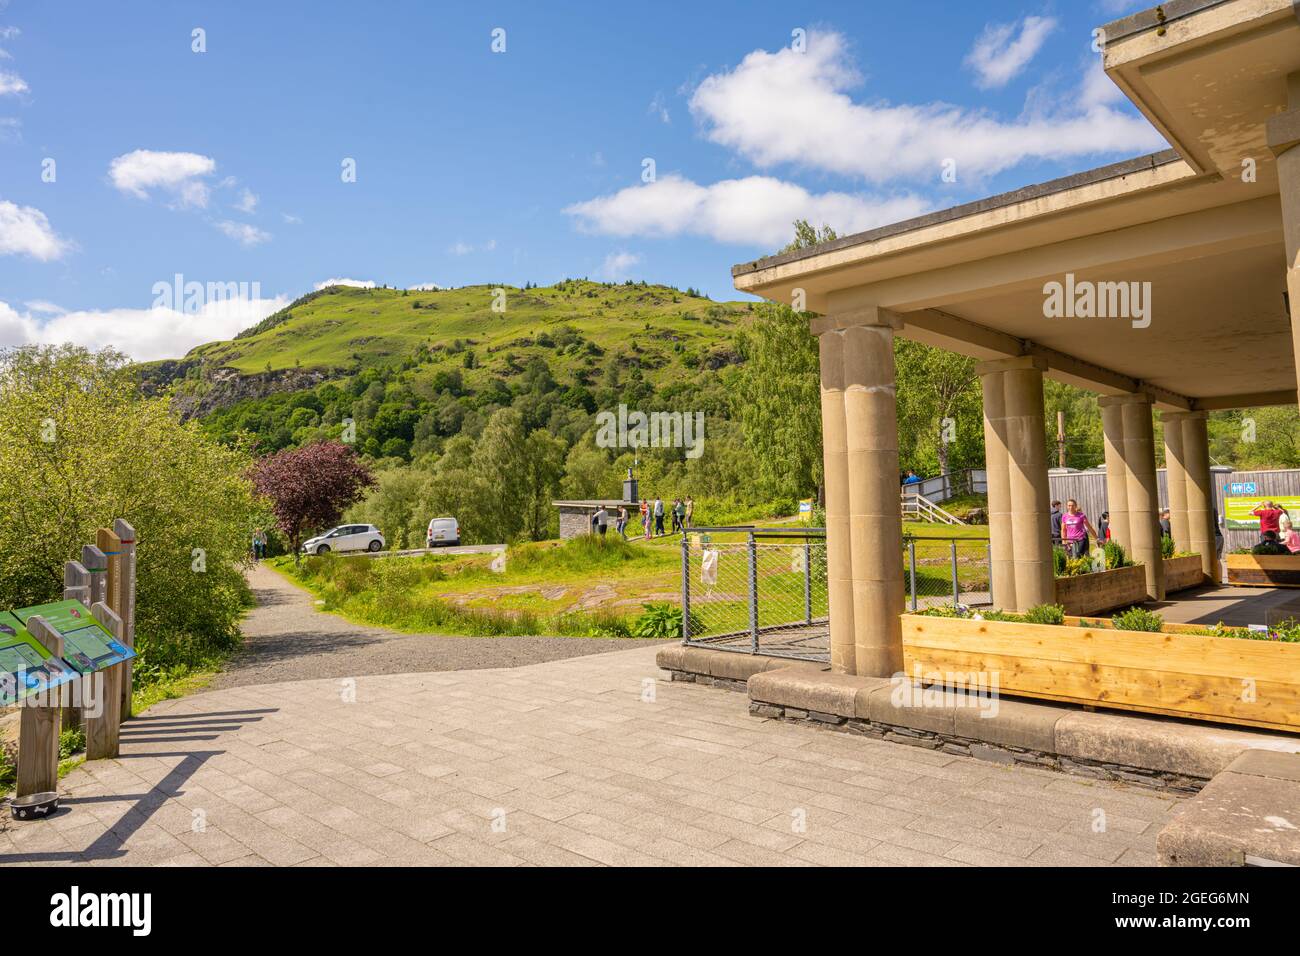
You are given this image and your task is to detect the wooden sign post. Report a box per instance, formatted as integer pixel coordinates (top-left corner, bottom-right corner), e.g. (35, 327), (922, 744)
(83, 602), (124, 760)
(113, 519), (137, 721)
(60, 560), (91, 732)
(82, 544), (107, 607)
(16, 616), (63, 798)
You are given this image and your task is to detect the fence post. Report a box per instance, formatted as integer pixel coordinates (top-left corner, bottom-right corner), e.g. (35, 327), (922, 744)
(747, 531), (759, 654)
(951, 539), (960, 607)
(113, 518), (137, 721)
(803, 537), (813, 625)
(986, 542), (994, 607)
(61, 560), (90, 732)
(908, 539), (918, 611)
(84, 602), (124, 760)
(680, 532), (691, 643)
(16, 616), (63, 799)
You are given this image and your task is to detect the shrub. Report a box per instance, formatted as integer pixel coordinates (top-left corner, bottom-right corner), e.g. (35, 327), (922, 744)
(1024, 603), (1065, 626)
(1052, 546), (1067, 576)
(1160, 535), (1175, 559)
(1064, 557), (1093, 577)
(1112, 606), (1164, 632)
(1103, 540), (1130, 570)
(632, 602), (691, 638)
(1252, 541), (1290, 555)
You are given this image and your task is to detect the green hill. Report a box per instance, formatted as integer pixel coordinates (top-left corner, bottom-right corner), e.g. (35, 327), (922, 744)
(138, 279), (758, 462)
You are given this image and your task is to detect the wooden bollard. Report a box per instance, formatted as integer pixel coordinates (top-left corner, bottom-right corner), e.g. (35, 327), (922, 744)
(113, 518), (137, 721)
(60, 560), (91, 732)
(83, 602), (124, 760)
(16, 616), (64, 799)
(82, 545), (107, 607)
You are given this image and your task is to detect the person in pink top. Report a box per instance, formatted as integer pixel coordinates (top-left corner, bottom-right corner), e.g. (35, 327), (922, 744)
(1280, 516), (1300, 554)
(1061, 499), (1098, 559)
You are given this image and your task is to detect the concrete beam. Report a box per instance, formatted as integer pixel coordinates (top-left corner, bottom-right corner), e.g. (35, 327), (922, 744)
(1193, 390), (1299, 410)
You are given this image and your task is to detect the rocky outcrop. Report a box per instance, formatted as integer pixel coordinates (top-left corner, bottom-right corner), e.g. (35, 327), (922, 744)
(139, 362), (333, 420)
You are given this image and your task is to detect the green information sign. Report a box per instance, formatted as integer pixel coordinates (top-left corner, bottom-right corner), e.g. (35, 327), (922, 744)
(0, 612), (76, 707)
(10, 599), (136, 676)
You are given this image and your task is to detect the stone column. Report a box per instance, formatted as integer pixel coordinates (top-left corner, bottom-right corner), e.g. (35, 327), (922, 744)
(1162, 413), (1191, 552)
(1179, 411), (1219, 584)
(980, 368), (1017, 611)
(814, 323), (856, 674)
(1099, 400), (1131, 550)
(1267, 72), (1300, 412)
(840, 308), (905, 678)
(978, 356), (1053, 611)
(1102, 393), (1164, 602)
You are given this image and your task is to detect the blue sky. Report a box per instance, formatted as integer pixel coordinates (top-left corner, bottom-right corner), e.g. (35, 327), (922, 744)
(0, 0), (1161, 359)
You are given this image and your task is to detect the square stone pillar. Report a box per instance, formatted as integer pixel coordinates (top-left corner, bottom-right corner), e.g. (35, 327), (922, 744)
(1266, 72), (1300, 413)
(978, 356), (1054, 611)
(1099, 400), (1131, 550)
(1100, 393), (1165, 602)
(1177, 411), (1220, 584)
(813, 307), (905, 677)
(1161, 412), (1191, 552)
(815, 325), (856, 675)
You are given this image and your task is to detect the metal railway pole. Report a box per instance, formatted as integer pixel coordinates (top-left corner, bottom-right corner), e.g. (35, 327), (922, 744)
(680, 532), (691, 642)
(908, 539), (918, 611)
(951, 539), (960, 607)
(803, 536), (813, 625)
(747, 531), (759, 654)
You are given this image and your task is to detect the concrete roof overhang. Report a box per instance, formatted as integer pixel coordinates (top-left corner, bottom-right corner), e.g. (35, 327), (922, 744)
(732, 0), (1300, 413)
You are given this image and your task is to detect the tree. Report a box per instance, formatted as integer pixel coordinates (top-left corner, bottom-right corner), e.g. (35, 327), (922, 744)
(894, 340), (982, 477)
(0, 344), (262, 659)
(250, 440), (375, 559)
(733, 302), (824, 501)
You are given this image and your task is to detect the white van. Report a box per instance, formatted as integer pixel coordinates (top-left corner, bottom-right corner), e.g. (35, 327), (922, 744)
(302, 524), (385, 555)
(427, 517), (460, 548)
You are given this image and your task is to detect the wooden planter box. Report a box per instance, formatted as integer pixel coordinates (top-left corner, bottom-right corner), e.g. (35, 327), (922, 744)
(1053, 564), (1146, 616)
(1225, 553), (1300, 588)
(901, 614), (1300, 733)
(1164, 554), (1205, 593)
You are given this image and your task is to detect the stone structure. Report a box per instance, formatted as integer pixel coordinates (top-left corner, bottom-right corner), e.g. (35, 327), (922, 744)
(553, 500), (637, 539)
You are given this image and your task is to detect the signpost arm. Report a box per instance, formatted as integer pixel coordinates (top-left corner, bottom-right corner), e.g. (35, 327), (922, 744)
(113, 518), (137, 721)
(82, 545), (107, 607)
(83, 602), (124, 760)
(16, 616), (63, 799)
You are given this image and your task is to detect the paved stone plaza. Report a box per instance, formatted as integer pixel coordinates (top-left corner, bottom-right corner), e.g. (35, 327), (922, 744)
(1, 627), (1183, 866)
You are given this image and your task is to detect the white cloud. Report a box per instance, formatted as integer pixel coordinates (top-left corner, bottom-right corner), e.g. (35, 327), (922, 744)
(0, 69), (27, 95)
(407, 282), (443, 291)
(687, 30), (1164, 185)
(109, 150), (216, 207)
(448, 239), (496, 255)
(566, 173), (928, 247)
(648, 92), (671, 124)
(0, 28), (20, 41)
(0, 294), (289, 362)
(314, 277), (375, 290)
(234, 188), (258, 213)
(599, 251), (641, 280)
(215, 219), (271, 247)
(0, 199), (70, 260)
(282, 212), (301, 224)
(965, 16), (1057, 89)
(23, 300), (63, 314)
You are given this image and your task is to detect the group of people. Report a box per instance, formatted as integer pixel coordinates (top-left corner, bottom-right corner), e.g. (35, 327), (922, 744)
(588, 497), (695, 539)
(1050, 499), (1099, 558)
(1252, 500), (1300, 553)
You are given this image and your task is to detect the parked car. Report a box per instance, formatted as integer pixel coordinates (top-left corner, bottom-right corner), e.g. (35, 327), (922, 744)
(427, 517), (461, 548)
(302, 524), (385, 555)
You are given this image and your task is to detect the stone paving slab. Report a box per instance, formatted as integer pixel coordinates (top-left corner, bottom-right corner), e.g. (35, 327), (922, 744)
(0, 645), (1183, 867)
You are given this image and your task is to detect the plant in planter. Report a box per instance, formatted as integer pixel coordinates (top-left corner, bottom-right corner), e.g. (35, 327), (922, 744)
(1111, 605), (1164, 632)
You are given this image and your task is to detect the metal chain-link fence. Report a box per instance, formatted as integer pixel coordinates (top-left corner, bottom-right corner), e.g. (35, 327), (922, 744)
(680, 528), (991, 661)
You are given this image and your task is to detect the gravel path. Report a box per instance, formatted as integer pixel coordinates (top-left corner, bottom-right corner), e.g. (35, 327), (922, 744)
(205, 563), (669, 690)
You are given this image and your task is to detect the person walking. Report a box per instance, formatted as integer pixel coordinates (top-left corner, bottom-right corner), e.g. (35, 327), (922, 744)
(1061, 499), (1097, 559)
(1049, 500), (1063, 547)
(653, 496), (665, 537)
(685, 497), (694, 528)
(1099, 511), (1110, 542)
(639, 498), (649, 535)
(1159, 509), (1172, 540)
(616, 505), (628, 539)
(594, 505), (609, 537)
(672, 498), (686, 534)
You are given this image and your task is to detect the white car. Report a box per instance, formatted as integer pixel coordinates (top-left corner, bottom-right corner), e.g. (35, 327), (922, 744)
(427, 517), (461, 548)
(303, 523), (385, 555)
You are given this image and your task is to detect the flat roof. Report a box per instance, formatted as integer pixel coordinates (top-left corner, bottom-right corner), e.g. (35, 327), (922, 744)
(731, 151), (1183, 279)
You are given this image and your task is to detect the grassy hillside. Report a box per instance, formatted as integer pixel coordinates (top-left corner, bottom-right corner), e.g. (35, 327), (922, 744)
(181, 279), (750, 381)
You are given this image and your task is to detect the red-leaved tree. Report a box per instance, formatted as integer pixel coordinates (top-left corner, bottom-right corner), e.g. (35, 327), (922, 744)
(250, 440), (376, 560)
